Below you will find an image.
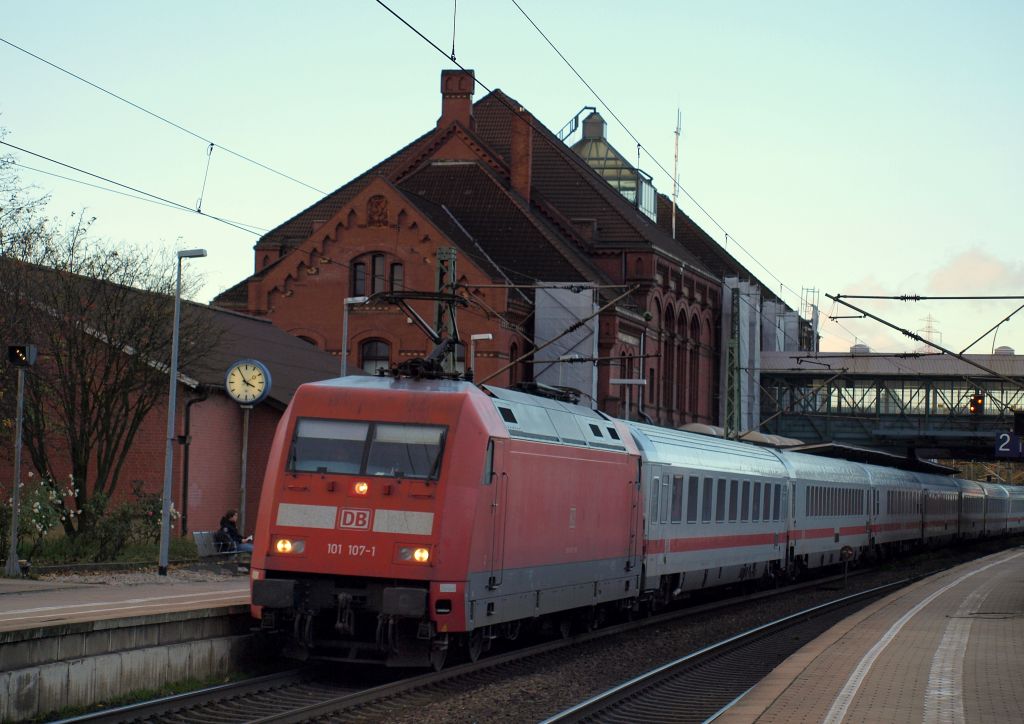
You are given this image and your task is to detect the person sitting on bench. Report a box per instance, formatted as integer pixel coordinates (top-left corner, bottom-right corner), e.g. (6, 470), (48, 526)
(215, 509), (253, 553)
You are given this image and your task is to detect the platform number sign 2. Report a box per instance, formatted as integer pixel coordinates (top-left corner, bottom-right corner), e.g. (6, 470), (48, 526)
(995, 433), (1024, 459)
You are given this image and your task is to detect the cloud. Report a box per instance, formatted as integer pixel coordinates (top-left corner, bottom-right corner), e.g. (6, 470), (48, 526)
(926, 247), (1024, 295)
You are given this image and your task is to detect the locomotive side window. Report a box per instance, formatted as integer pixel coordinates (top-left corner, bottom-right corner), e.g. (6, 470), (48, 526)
(290, 419), (368, 474)
(498, 407), (518, 424)
(482, 440), (494, 485)
(687, 476), (699, 523)
(741, 481), (750, 521)
(671, 476), (684, 523)
(366, 423), (446, 478)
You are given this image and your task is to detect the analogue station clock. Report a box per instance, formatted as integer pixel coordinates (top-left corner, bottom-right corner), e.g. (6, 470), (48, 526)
(225, 359), (272, 406)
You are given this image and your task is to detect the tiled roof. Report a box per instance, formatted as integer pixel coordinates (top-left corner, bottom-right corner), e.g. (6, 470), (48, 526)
(473, 92), (712, 274)
(655, 194), (785, 305)
(398, 162), (588, 284)
(187, 303), (339, 406)
(760, 350), (1024, 378)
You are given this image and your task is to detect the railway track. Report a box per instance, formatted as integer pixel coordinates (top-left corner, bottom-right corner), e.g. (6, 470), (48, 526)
(541, 581), (906, 723)
(54, 567), (896, 724)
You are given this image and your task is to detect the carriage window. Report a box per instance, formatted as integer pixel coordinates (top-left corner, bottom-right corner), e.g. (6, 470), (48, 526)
(650, 477), (660, 524)
(741, 481), (750, 521)
(763, 484), (772, 521)
(729, 480), (739, 522)
(290, 419), (368, 474)
(752, 482), (762, 521)
(715, 479), (727, 522)
(661, 479), (671, 523)
(773, 484), (782, 521)
(702, 477), (714, 522)
(671, 476), (684, 523)
(687, 476), (699, 523)
(366, 423), (446, 478)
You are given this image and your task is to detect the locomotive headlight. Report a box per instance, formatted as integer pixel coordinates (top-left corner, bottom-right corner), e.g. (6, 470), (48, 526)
(353, 481), (369, 496)
(275, 538), (305, 554)
(396, 545), (431, 563)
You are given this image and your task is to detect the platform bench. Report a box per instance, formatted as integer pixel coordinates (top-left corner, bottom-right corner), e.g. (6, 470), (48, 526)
(193, 530), (233, 558)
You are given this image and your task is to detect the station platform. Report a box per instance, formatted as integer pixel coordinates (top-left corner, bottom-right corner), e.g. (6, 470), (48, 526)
(1, 571), (252, 721)
(0, 571), (249, 632)
(721, 546), (1024, 723)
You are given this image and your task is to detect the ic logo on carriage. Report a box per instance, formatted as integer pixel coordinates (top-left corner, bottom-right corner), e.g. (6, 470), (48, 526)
(339, 508), (371, 529)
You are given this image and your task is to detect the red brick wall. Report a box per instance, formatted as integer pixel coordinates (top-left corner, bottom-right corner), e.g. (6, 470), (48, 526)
(186, 395), (282, 536)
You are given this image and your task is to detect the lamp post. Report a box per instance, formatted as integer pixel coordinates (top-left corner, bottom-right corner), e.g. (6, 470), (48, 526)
(340, 295), (369, 377)
(5, 344), (37, 577)
(469, 333), (493, 378)
(158, 249), (206, 576)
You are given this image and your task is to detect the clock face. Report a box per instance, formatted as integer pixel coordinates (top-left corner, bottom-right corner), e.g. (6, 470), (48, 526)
(225, 361), (270, 404)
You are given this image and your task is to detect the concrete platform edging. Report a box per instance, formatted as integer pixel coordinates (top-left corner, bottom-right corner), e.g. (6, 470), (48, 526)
(0, 607), (256, 721)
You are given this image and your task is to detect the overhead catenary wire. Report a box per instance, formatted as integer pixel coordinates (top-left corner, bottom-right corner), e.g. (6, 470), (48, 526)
(507, 0), (803, 307)
(374, 0), (806, 333)
(1, 140), (261, 236)
(11, 161), (267, 233)
(0, 35), (328, 196)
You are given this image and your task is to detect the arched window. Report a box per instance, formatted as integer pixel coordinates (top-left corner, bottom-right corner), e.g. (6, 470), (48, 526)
(663, 307), (675, 409)
(352, 262), (367, 296)
(689, 316), (701, 415)
(360, 340), (391, 374)
(390, 263), (404, 292)
(372, 254), (386, 293)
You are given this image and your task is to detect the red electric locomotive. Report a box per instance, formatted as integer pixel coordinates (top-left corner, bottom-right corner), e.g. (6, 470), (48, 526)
(250, 376), (642, 667)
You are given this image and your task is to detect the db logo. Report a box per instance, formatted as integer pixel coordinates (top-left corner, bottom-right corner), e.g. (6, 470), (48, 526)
(339, 508), (371, 529)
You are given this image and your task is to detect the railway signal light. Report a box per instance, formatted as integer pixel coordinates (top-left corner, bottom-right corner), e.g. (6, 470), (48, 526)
(969, 393), (985, 415)
(7, 344), (37, 367)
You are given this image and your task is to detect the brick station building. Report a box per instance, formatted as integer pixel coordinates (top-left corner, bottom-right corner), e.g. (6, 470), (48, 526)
(212, 69), (792, 426)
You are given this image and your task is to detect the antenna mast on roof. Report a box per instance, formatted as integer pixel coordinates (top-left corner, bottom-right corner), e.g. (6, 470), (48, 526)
(672, 109), (681, 240)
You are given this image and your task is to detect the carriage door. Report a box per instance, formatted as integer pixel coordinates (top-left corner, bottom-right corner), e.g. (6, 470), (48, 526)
(625, 459), (642, 572)
(486, 438), (508, 589)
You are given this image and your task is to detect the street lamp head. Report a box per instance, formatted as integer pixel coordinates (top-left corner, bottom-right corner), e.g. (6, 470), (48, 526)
(177, 248), (207, 259)
(470, 333), (494, 342)
(345, 295), (370, 305)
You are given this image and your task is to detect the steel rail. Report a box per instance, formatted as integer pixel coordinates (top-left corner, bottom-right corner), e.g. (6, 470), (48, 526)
(539, 579), (911, 723)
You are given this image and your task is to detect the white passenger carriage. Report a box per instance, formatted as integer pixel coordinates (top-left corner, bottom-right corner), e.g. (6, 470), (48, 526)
(918, 473), (961, 545)
(784, 453), (873, 570)
(958, 479), (987, 539)
(628, 422), (789, 597)
(982, 483), (1010, 537)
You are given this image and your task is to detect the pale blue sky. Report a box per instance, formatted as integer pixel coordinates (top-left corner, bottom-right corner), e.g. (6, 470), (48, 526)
(2, 1), (1022, 353)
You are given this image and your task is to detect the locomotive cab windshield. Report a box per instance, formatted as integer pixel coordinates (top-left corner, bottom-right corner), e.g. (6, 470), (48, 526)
(288, 418), (447, 479)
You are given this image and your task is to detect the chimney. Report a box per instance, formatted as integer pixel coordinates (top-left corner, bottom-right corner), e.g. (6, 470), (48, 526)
(510, 108), (533, 203)
(439, 69), (475, 129)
